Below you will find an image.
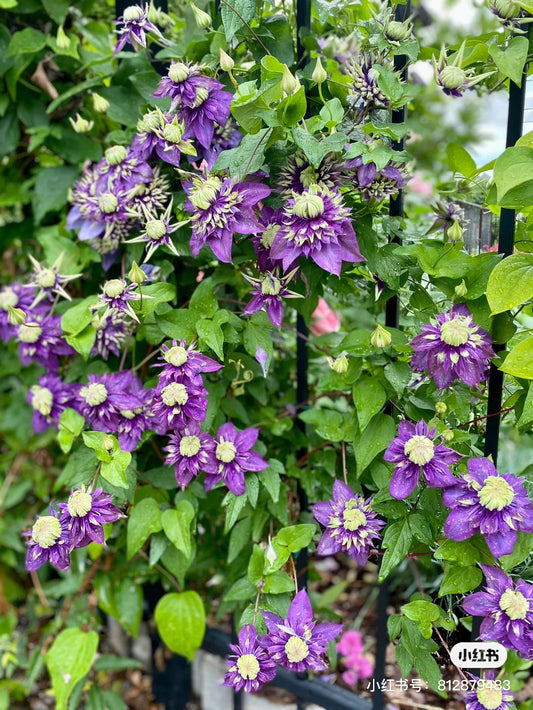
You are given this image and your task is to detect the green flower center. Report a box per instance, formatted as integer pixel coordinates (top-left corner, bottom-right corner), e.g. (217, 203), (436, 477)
(495, 0), (521, 18)
(105, 145), (127, 165)
(123, 5), (143, 21)
(146, 220), (167, 240)
(284, 636), (309, 663)
(192, 87), (209, 108)
(168, 62), (190, 83)
(478, 475), (515, 511)
(30, 385), (53, 416)
(216, 439), (236, 463)
(18, 323), (42, 343)
(190, 177), (222, 210)
(81, 382), (108, 406)
(404, 435), (435, 466)
(163, 122), (184, 144)
(236, 654), (260, 680)
(476, 685), (503, 710)
(180, 435), (201, 457)
(32, 516), (61, 548)
(261, 275), (282, 296)
(439, 66), (467, 90)
(98, 193), (119, 214)
(261, 224), (280, 248)
(292, 191), (325, 219)
(343, 503), (367, 531)
(161, 382), (188, 407)
(36, 268), (56, 289)
(103, 279), (125, 298)
(440, 317), (471, 346)
(300, 165), (317, 189)
(164, 345), (189, 366)
(0, 287), (18, 310)
(67, 489), (93, 517)
(386, 20), (411, 41)
(499, 588), (529, 620)
(138, 110), (161, 133)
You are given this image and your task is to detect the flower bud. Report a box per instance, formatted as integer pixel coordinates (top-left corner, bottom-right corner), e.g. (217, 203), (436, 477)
(190, 2), (211, 28)
(266, 537), (277, 567)
(494, 0), (521, 19)
(123, 5), (144, 22)
(435, 401), (447, 416)
(219, 48), (234, 72)
(7, 306), (26, 325)
(69, 114), (94, 133)
(385, 19), (413, 43)
(447, 218), (464, 242)
(280, 65), (300, 95)
(103, 435), (115, 451)
(370, 323), (392, 348)
(56, 25), (70, 50)
(454, 279), (468, 297)
(439, 65), (467, 91)
(128, 260), (146, 285)
(91, 92), (110, 113)
(442, 429), (454, 442)
(327, 354), (349, 374)
(312, 56), (327, 84)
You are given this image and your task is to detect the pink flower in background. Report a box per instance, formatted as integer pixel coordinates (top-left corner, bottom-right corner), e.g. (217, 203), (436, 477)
(337, 630), (374, 684)
(310, 298), (340, 336)
(408, 172), (433, 197)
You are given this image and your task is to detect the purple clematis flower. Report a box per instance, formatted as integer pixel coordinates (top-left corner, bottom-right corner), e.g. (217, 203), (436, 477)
(114, 3), (164, 53)
(260, 590), (342, 673)
(183, 174), (271, 263)
(383, 420), (461, 499)
(27, 374), (79, 434)
(95, 145), (153, 193)
(410, 304), (495, 389)
(164, 421), (216, 490)
(91, 311), (133, 360)
(462, 671), (514, 710)
(463, 565), (533, 657)
(269, 184), (364, 277)
(152, 61), (222, 111)
(0, 282), (41, 342)
(154, 338), (222, 386)
(243, 268), (301, 329)
(277, 151), (346, 200)
(345, 156), (408, 202)
(223, 624), (277, 693)
(24, 506), (71, 572)
(349, 53), (391, 111)
(77, 371), (145, 434)
(151, 375), (208, 434)
(17, 313), (75, 370)
(95, 278), (142, 322)
(178, 85), (233, 150)
(58, 485), (123, 550)
(312, 480), (385, 566)
(443, 457), (533, 558)
(203, 423), (268, 496)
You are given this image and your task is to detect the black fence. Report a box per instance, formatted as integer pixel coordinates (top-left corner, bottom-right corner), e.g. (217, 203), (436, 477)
(113, 0), (527, 707)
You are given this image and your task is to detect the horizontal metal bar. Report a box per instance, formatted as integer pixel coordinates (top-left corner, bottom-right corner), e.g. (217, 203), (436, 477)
(202, 627), (373, 710)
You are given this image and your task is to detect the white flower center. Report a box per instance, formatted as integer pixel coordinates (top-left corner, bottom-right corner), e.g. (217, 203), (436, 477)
(440, 316), (471, 346)
(284, 636), (309, 663)
(18, 323), (42, 343)
(36, 268), (56, 289)
(168, 62), (190, 83)
(477, 685), (503, 710)
(123, 5), (143, 21)
(161, 382), (188, 407)
(403, 435), (435, 466)
(164, 345), (189, 366)
(30, 385), (53, 416)
(216, 439), (236, 463)
(67, 489), (93, 517)
(180, 435), (201, 457)
(236, 654), (260, 680)
(103, 279), (125, 298)
(439, 66), (467, 90)
(32, 516), (61, 548)
(343, 503), (367, 531)
(478, 476), (515, 511)
(292, 192), (325, 219)
(499, 589), (529, 620)
(0, 287), (18, 310)
(146, 219), (167, 240)
(81, 382), (108, 406)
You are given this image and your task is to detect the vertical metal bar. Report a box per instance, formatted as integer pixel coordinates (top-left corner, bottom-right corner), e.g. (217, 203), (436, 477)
(296, 0), (311, 63)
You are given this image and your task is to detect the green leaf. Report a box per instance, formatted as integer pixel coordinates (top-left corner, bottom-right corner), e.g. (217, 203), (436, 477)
(32, 166), (79, 224)
(82, 431), (113, 463)
(354, 413), (395, 476)
(93, 656), (142, 672)
(263, 570), (294, 594)
(291, 126), (346, 169)
(299, 407), (349, 441)
(487, 253), (533, 314)
(489, 36), (529, 86)
(42, 0), (70, 23)
(276, 87), (307, 127)
(500, 531), (533, 571)
(493, 145), (533, 209)
(57, 408), (85, 454)
(221, 0), (256, 41)
(154, 592), (205, 660)
(445, 143), (476, 178)
(161, 501), (195, 559)
(500, 336), (533, 379)
(223, 577), (257, 601)
(61, 297), (99, 335)
(259, 459), (283, 503)
(0, 106), (20, 157)
(401, 600), (441, 638)
(157, 309), (198, 342)
(213, 128), (271, 179)
(98, 577), (144, 637)
(45, 628), (98, 710)
(196, 318), (224, 359)
(101, 452), (131, 488)
(353, 375), (387, 430)
(434, 538), (487, 566)
(379, 517), (412, 581)
(127, 498), (162, 559)
(6, 28), (47, 56)
(439, 565), (482, 596)
(189, 278), (218, 318)
(373, 64), (404, 101)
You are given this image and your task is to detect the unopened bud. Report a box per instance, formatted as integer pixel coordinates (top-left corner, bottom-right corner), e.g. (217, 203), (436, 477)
(265, 537), (277, 567)
(103, 435), (115, 451)
(128, 260), (146, 285)
(439, 65), (467, 91)
(56, 25), (70, 50)
(8, 306), (26, 325)
(219, 48), (234, 72)
(91, 92), (110, 113)
(281, 65), (300, 95)
(454, 279), (468, 297)
(312, 56), (327, 84)
(442, 429), (454, 442)
(327, 354), (348, 374)
(435, 401), (447, 416)
(69, 114), (94, 133)
(190, 2), (211, 28)
(447, 219), (464, 242)
(385, 19), (413, 43)
(494, 0), (521, 19)
(370, 323), (392, 348)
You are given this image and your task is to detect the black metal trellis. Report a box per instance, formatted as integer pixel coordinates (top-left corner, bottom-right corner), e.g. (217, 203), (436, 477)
(114, 0), (527, 707)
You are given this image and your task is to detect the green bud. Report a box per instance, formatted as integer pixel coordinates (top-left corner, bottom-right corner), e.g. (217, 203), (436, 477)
(439, 65), (467, 91)
(494, 0), (521, 19)
(327, 354), (349, 374)
(447, 219), (464, 242)
(56, 25), (70, 50)
(435, 401), (447, 416)
(312, 56), (327, 84)
(92, 92), (110, 113)
(128, 261), (146, 284)
(370, 324), (392, 348)
(442, 429), (454, 442)
(190, 2), (211, 29)
(219, 48), (234, 72)
(280, 65), (300, 95)
(69, 114), (94, 134)
(7, 305), (26, 325)
(454, 279), (468, 297)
